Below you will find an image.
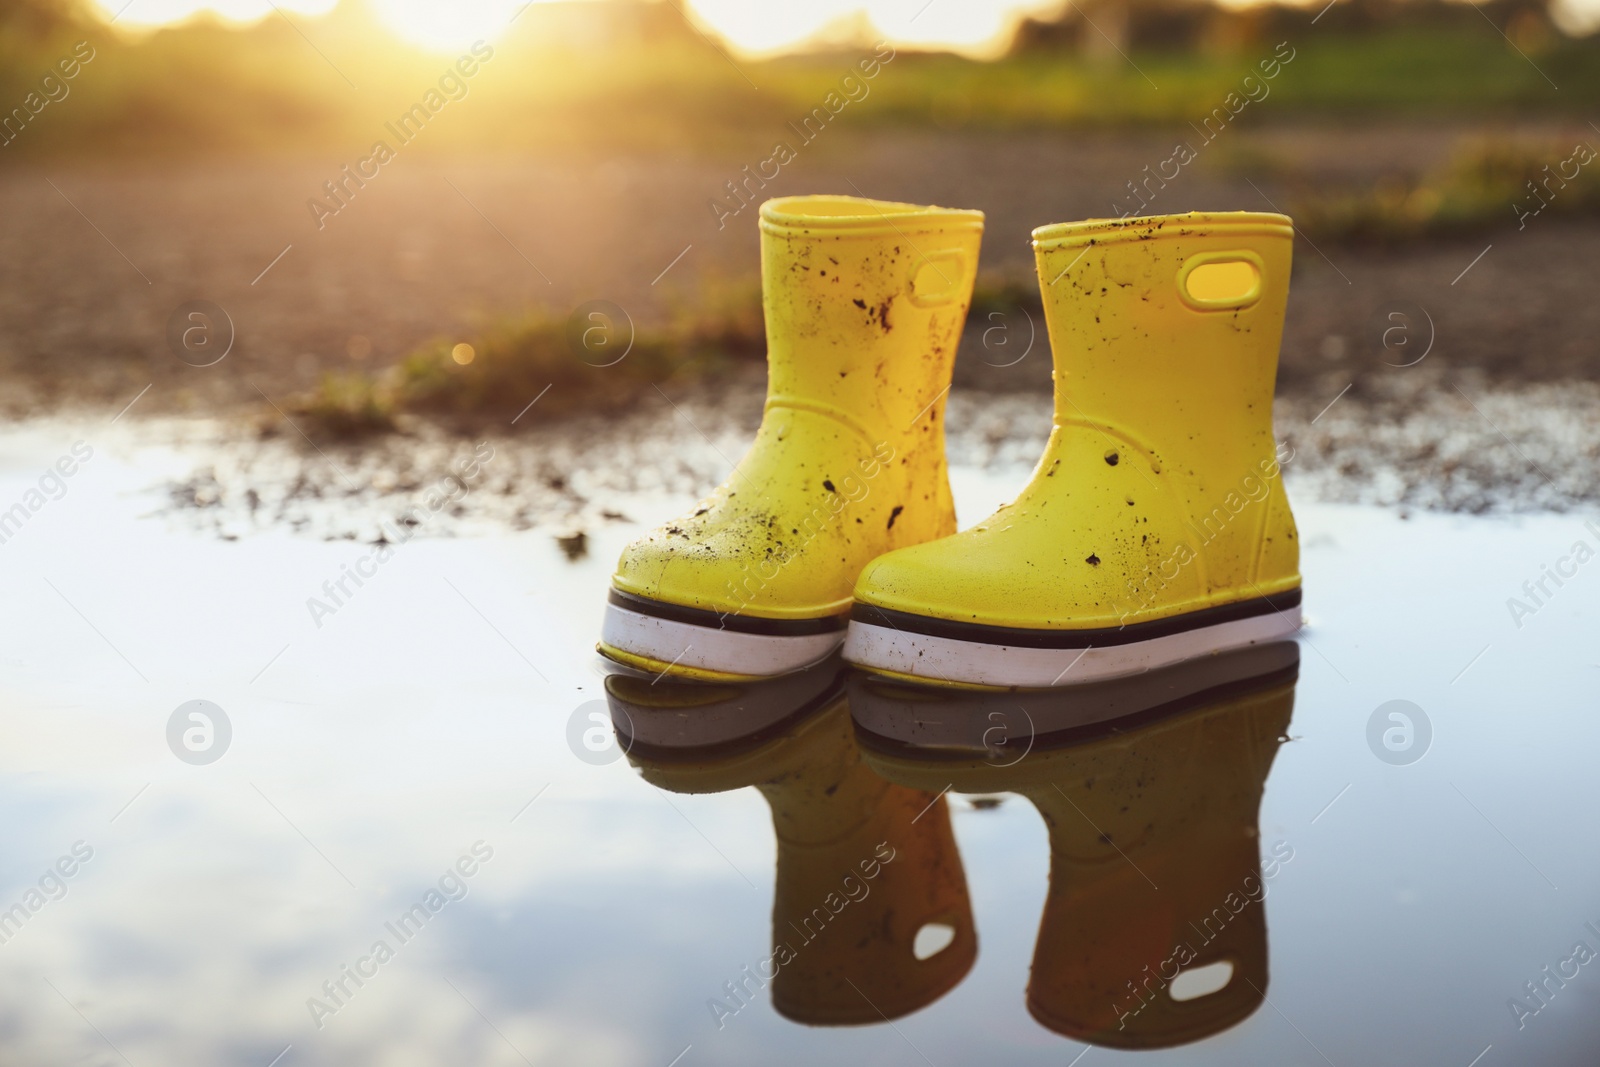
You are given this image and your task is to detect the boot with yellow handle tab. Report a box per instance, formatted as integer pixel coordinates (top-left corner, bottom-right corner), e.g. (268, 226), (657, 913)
(601, 195), (984, 682)
(844, 212), (1301, 688)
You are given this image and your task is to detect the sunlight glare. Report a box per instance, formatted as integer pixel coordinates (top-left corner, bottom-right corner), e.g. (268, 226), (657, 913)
(93, 0), (337, 30)
(682, 0), (1066, 58)
(368, 0), (536, 51)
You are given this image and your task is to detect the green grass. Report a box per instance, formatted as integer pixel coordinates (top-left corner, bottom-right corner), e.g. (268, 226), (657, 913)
(292, 371), (400, 438)
(847, 30), (1599, 129)
(1291, 136), (1600, 241)
(290, 278), (768, 437)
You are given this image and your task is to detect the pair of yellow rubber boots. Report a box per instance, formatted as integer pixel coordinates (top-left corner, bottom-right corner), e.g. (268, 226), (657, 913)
(600, 195), (1300, 688)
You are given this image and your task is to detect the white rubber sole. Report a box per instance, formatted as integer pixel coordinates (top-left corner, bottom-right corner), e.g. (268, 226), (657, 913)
(601, 600), (845, 678)
(843, 605), (1302, 688)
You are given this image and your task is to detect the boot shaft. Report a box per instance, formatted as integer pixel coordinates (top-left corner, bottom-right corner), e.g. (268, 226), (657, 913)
(1032, 212), (1297, 595)
(1033, 212), (1291, 498)
(760, 196), (983, 450)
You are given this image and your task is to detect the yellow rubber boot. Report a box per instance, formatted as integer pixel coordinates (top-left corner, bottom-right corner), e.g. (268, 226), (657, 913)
(853, 643), (1297, 1049)
(845, 212), (1300, 688)
(612, 673), (978, 1024)
(601, 195), (984, 682)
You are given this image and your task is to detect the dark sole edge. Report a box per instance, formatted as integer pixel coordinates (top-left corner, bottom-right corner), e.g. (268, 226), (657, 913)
(850, 588), (1302, 650)
(608, 588), (849, 637)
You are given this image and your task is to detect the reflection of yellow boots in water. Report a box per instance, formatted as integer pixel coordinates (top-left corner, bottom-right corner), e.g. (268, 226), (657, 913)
(846, 212), (1301, 687)
(854, 643), (1297, 1048)
(601, 195), (983, 683)
(608, 665), (977, 1024)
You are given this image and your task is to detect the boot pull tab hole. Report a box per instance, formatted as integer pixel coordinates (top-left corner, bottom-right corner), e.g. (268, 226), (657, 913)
(1167, 959), (1236, 1001)
(912, 921), (956, 960)
(909, 250), (970, 308)
(1177, 252), (1264, 311)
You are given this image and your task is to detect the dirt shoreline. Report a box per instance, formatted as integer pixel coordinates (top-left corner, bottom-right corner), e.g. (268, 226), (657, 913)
(100, 364), (1592, 558)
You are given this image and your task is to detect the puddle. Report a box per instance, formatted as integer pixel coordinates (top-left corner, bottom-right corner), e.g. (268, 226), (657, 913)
(0, 407), (1592, 1064)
